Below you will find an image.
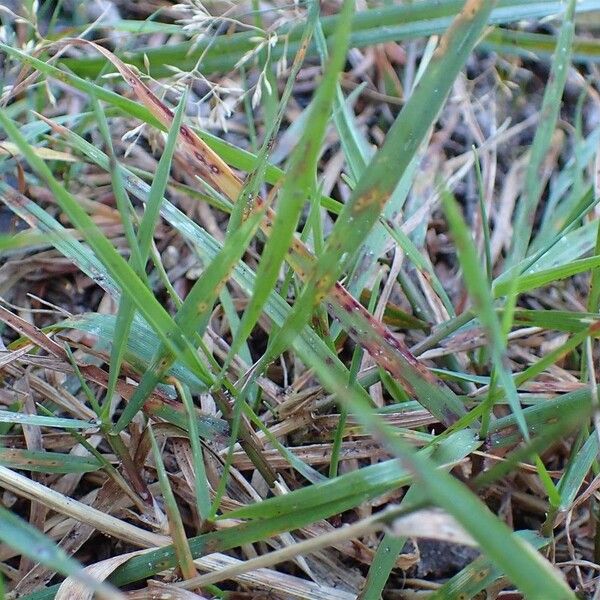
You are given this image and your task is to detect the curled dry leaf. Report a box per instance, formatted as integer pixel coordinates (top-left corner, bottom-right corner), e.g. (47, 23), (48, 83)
(0, 142), (76, 162)
(55, 549), (148, 600)
(388, 508), (478, 547)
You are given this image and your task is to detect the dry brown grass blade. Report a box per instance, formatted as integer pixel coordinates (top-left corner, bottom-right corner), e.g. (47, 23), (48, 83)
(176, 507), (399, 592)
(14, 479), (127, 595)
(17, 373), (46, 579)
(0, 142), (76, 162)
(187, 553), (357, 600)
(230, 439), (389, 470)
(0, 465), (169, 548)
(389, 508), (477, 546)
(58, 549), (356, 600)
(0, 303), (159, 499)
(126, 581), (209, 599)
(0, 268), (218, 437)
(54, 39), (243, 201)
(55, 548), (149, 600)
(0, 304), (67, 360)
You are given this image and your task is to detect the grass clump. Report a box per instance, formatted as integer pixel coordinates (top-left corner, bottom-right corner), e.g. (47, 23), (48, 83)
(1, 0), (600, 598)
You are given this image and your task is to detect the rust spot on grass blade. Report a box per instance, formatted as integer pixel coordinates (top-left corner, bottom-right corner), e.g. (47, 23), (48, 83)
(352, 188), (386, 213)
(331, 283), (432, 376)
(463, 0), (483, 19)
(433, 0), (486, 58)
(1, 184), (32, 212)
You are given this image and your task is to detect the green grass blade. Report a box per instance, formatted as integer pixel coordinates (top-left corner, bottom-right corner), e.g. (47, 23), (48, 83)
(28, 97), (464, 420)
(0, 112), (213, 387)
(489, 386), (597, 449)
(222, 429), (478, 520)
(381, 216), (454, 315)
(92, 93), (157, 418)
(363, 412), (575, 595)
(512, 308), (600, 333)
(59, 313), (207, 393)
(534, 130), (600, 252)
(148, 426), (197, 579)
(296, 315), (577, 598)
(483, 28), (600, 64)
(260, 0), (495, 395)
(0, 43), (162, 129)
(102, 93), (190, 428)
(474, 147), (493, 283)
(314, 17), (370, 184)
(358, 532), (405, 600)
(507, 0), (577, 265)
(474, 403), (590, 490)
(32, 124), (367, 417)
(92, 97), (144, 274)
(178, 381), (212, 522)
(225, 0), (354, 373)
(227, 0), (319, 233)
(0, 449), (101, 473)
(557, 432), (598, 510)
(0, 412), (98, 430)
(0, 182), (120, 298)
(330, 336), (365, 479)
(494, 255), (600, 298)
(443, 190), (528, 439)
(57, 2), (600, 79)
(136, 94), (188, 261)
(344, 157), (418, 306)
(0, 505), (118, 599)
(113, 206), (266, 431)
(528, 216), (597, 274)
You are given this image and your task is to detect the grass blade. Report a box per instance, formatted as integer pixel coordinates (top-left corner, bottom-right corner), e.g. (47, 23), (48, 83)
(225, 0), (354, 374)
(429, 530), (551, 599)
(0, 449), (101, 473)
(148, 426), (197, 580)
(0, 506), (119, 600)
(58, 2), (600, 79)
(0, 112), (213, 387)
(177, 381), (212, 522)
(443, 191), (527, 438)
(507, 0), (577, 265)
(258, 0), (496, 422)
